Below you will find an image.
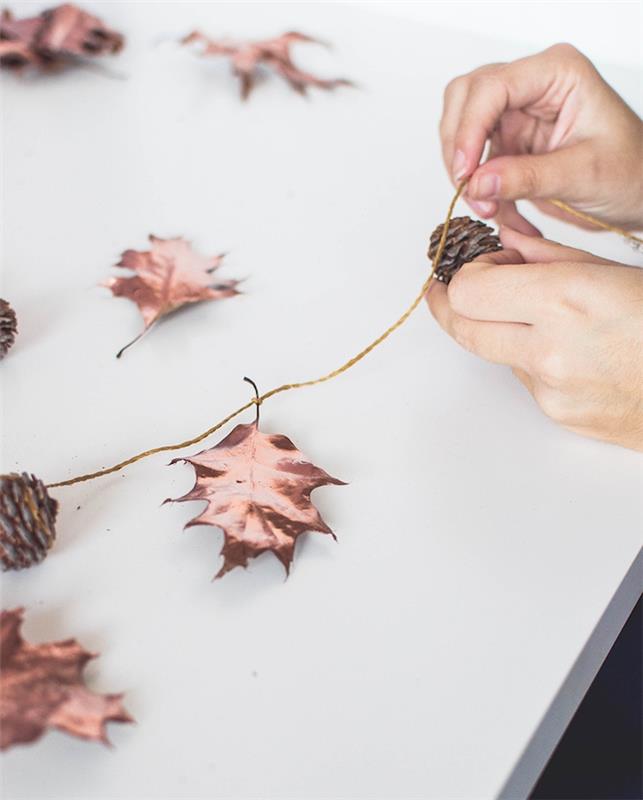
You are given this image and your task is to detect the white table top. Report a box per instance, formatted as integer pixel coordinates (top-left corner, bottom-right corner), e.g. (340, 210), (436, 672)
(2, 3), (642, 799)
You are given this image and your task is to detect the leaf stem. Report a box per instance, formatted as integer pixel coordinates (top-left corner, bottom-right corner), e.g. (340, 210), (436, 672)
(116, 318), (159, 359)
(243, 377), (261, 426)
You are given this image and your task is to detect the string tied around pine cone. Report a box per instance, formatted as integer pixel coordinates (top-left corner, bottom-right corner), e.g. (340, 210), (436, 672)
(0, 299), (18, 359)
(428, 216), (502, 284)
(0, 473), (58, 571)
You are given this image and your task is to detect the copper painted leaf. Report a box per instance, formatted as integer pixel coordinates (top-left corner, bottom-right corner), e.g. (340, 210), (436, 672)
(0, 608), (133, 750)
(182, 30), (351, 99)
(105, 235), (241, 358)
(0, 4), (123, 72)
(169, 422), (345, 577)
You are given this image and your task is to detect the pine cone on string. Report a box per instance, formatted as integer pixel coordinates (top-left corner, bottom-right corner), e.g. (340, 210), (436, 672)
(0, 473), (58, 571)
(0, 299), (17, 359)
(428, 216), (502, 284)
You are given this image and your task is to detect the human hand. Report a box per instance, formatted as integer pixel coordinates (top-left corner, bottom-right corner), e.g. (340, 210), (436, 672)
(440, 44), (643, 234)
(425, 227), (643, 451)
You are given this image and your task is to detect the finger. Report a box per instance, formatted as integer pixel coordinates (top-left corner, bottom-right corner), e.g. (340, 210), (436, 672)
(499, 225), (619, 265)
(440, 63), (506, 180)
(425, 278), (447, 321)
(464, 133), (536, 228)
(440, 76), (470, 181)
(426, 279), (532, 367)
(465, 198), (499, 219)
(493, 200), (542, 236)
(446, 254), (550, 324)
(466, 144), (596, 204)
(469, 247), (525, 267)
(492, 109), (544, 156)
(452, 53), (571, 178)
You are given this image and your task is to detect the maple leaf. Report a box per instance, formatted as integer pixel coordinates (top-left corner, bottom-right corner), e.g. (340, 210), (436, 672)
(168, 393), (345, 577)
(0, 608), (133, 750)
(182, 30), (352, 100)
(105, 235), (241, 358)
(0, 4), (123, 72)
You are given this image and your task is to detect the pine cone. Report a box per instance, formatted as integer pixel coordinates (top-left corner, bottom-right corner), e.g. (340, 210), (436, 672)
(0, 473), (58, 571)
(0, 299), (17, 359)
(428, 216), (502, 284)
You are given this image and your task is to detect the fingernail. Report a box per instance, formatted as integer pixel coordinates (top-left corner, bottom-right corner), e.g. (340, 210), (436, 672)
(452, 149), (467, 181)
(470, 200), (495, 217)
(472, 173), (500, 199)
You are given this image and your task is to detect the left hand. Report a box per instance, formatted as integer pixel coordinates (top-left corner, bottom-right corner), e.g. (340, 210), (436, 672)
(425, 226), (643, 451)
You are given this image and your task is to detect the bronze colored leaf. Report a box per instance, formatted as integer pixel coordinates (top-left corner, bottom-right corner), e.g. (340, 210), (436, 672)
(0, 608), (133, 750)
(0, 4), (123, 72)
(182, 30), (351, 100)
(169, 421), (345, 577)
(105, 235), (241, 358)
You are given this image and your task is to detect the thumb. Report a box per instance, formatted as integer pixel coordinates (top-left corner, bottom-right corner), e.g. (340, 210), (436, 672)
(499, 225), (619, 265)
(467, 144), (594, 203)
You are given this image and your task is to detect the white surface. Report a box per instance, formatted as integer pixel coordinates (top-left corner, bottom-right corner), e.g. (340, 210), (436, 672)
(353, 1), (643, 70)
(1, 2), (642, 799)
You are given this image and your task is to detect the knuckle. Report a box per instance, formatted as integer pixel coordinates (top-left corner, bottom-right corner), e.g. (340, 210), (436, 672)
(533, 384), (585, 426)
(551, 267), (592, 314)
(535, 346), (569, 387)
(534, 386), (572, 423)
(470, 73), (505, 97)
(443, 75), (465, 101)
(519, 162), (541, 196)
(471, 63), (503, 82)
(547, 42), (582, 59)
(546, 43), (593, 75)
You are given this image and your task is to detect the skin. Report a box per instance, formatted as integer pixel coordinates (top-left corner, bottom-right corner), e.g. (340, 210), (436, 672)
(430, 44), (643, 451)
(440, 42), (643, 232)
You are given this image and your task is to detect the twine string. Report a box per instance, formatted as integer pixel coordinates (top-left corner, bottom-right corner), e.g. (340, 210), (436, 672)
(549, 200), (643, 246)
(47, 182), (465, 488)
(46, 184), (641, 489)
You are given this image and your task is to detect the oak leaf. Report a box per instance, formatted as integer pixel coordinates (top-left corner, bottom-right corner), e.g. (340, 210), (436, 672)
(169, 419), (345, 577)
(0, 608), (133, 750)
(182, 30), (351, 99)
(0, 4), (123, 72)
(105, 235), (241, 358)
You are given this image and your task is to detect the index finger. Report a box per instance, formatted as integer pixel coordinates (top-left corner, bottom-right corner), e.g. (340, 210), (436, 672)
(450, 46), (579, 179)
(446, 253), (552, 324)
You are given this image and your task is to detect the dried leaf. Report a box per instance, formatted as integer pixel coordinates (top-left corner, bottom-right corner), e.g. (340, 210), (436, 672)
(0, 608), (133, 750)
(0, 4), (123, 72)
(169, 420), (345, 577)
(105, 235), (241, 358)
(182, 30), (351, 99)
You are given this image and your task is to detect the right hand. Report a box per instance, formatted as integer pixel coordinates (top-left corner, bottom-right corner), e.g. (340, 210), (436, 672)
(439, 43), (643, 234)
